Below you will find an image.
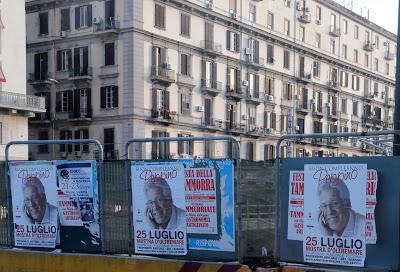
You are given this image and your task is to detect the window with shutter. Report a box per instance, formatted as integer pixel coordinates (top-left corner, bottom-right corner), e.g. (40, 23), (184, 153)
(105, 43), (115, 66)
(39, 13), (49, 35)
(155, 4), (166, 29)
(267, 44), (274, 64)
(283, 50), (290, 69)
(60, 8), (70, 31)
(104, 128), (115, 153)
(38, 131), (49, 153)
(180, 13), (190, 37)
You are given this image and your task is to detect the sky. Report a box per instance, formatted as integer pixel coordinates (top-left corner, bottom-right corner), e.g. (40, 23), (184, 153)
(334, 0), (398, 34)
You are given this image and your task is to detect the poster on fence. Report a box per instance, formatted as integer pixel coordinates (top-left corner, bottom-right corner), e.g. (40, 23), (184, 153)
(303, 164), (367, 267)
(288, 169), (378, 244)
(187, 159), (235, 253)
(9, 161), (58, 248)
(185, 166), (218, 234)
(56, 161), (101, 251)
(131, 162), (187, 255)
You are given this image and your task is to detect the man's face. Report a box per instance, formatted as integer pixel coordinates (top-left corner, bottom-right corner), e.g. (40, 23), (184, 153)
(319, 189), (349, 232)
(23, 186), (46, 222)
(146, 187), (172, 226)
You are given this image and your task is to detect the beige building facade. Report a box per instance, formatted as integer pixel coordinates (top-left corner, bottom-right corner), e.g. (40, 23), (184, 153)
(25, 0), (396, 161)
(0, 0), (45, 160)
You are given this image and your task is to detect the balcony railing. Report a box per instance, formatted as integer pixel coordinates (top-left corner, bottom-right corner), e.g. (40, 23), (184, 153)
(226, 85), (244, 101)
(151, 65), (175, 85)
(297, 72), (312, 83)
(363, 42), (374, 52)
(152, 107), (173, 121)
(384, 52), (395, 61)
(200, 40), (222, 56)
(328, 26), (341, 37)
(246, 56), (265, 68)
(69, 107), (93, 119)
(29, 72), (53, 84)
(94, 17), (120, 32)
(201, 79), (222, 96)
(69, 67), (93, 78)
(298, 13), (311, 23)
(0, 91), (46, 113)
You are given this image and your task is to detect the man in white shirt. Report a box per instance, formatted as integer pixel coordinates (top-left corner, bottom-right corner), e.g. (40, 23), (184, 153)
(145, 177), (185, 229)
(317, 178), (365, 237)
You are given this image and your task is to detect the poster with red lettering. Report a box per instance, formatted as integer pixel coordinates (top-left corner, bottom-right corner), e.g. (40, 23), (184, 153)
(303, 164), (367, 267)
(131, 162), (187, 255)
(288, 170), (378, 244)
(185, 167), (218, 234)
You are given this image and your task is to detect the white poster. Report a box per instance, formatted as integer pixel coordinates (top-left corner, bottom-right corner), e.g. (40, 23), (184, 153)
(288, 170), (378, 244)
(131, 162), (187, 255)
(10, 161), (58, 248)
(303, 164), (367, 267)
(185, 167), (218, 234)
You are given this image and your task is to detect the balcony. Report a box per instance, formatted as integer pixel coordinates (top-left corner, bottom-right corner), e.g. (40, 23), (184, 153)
(177, 74), (195, 87)
(363, 91), (376, 101)
(328, 26), (341, 37)
(340, 113), (350, 121)
(69, 108), (93, 124)
(200, 40), (222, 57)
(362, 116), (383, 128)
(104, 149), (119, 160)
(151, 65), (175, 86)
(311, 137), (324, 146)
(327, 138), (339, 148)
(246, 126), (263, 138)
(312, 106), (324, 118)
(201, 117), (222, 131)
(69, 67), (93, 81)
(296, 101), (309, 115)
(93, 17), (120, 36)
(225, 121), (245, 135)
(363, 42), (374, 52)
(297, 13), (311, 24)
(226, 86), (244, 101)
(245, 90), (263, 105)
(386, 97), (395, 107)
(30, 112), (51, 125)
(0, 91), (46, 113)
(246, 56), (265, 70)
(296, 72), (312, 84)
(99, 65), (119, 79)
(328, 81), (340, 93)
(384, 52), (395, 61)
(201, 79), (222, 97)
(265, 94), (276, 105)
(28, 72), (54, 86)
(327, 107), (339, 121)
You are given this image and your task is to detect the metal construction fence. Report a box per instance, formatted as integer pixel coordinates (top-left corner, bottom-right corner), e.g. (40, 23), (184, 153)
(0, 159), (276, 258)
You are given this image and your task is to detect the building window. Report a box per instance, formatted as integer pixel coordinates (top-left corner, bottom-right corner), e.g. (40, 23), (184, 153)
(341, 98), (347, 114)
(227, 67), (240, 92)
(60, 8), (70, 31)
(267, 12), (274, 29)
(353, 49), (358, 63)
(386, 62), (390, 75)
(56, 90), (73, 112)
(351, 75), (360, 91)
(374, 58), (379, 71)
(365, 30), (370, 43)
(75, 5), (92, 29)
(342, 44), (347, 59)
(104, 128), (115, 155)
(34, 52), (48, 80)
(354, 25), (359, 39)
(246, 143), (254, 161)
(352, 101), (358, 116)
(330, 13), (336, 28)
(227, 31), (240, 53)
(316, 6), (321, 21)
(249, 4), (256, 22)
(299, 26), (305, 42)
(315, 33), (321, 48)
(60, 130), (72, 153)
(180, 93), (191, 115)
(0, 123), (2, 144)
(202, 60), (217, 88)
(38, 131), (49, 153)
(39, 12), (49, 35)
(104, 42), (115, 66)
(56, 49), (71, 72)
(154, 4), (166, 29)
(283, 82), (293, 100)
(152, 89), (170, 119)
(72, 46), (89, 76)
(178, 134), (193, 156)
(101, 86), (119, 109)
(313, 61), (320, 78)
(74, 129), (89, 152)
(180, 13), (190, 37)
(375, 36), (380, 49)
(284, 0), (291, 7)
(340, 71), (348, 87)
(267, 44), (274, 64)
(284, 19), (290, 36)
(265, 77), (274, 96)
(226, 102), (237, 129)
(180, 53), (191, 76)
(313, 120), (323, 133)
(264, 111), (276, 130)
(342, 19), (348, 34)
(264, 145), (275, 160)
(247, 73), (259, 98)
(365, 54), (369, 67)
(248, 105), (257, 130)
(330, 39), (336, 54)
(297, 118), (305, 134)
(151, 131), (170, 159)
(283, 50), (290, 69)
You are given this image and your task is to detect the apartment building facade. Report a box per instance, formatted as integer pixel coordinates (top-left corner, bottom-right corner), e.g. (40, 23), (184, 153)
(0, 0), (45, 160)
(25, 0), (396, 161)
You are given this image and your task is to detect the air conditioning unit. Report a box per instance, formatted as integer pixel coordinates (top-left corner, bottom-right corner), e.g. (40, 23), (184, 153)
(245, 48), (252, 55)
(242, 80), (249, 86)
(229, 9), (237, 19)
(295, 125), (300, 131)
(60, 152), (67, 158)
(197, 106), (204, 112)
(266, 95), (274, 101)
(93, 17), (103, 25)
(242, 114), (249, 120)
(60, 31), (68, 38)
(316, 19), (321, 25)
(75, 150), (82, 157)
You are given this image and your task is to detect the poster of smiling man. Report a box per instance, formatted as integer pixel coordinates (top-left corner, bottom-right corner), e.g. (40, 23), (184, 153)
(303, 164), (367, 267)
(9, 161), (58, 248)
(131, 162), (187, 255)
